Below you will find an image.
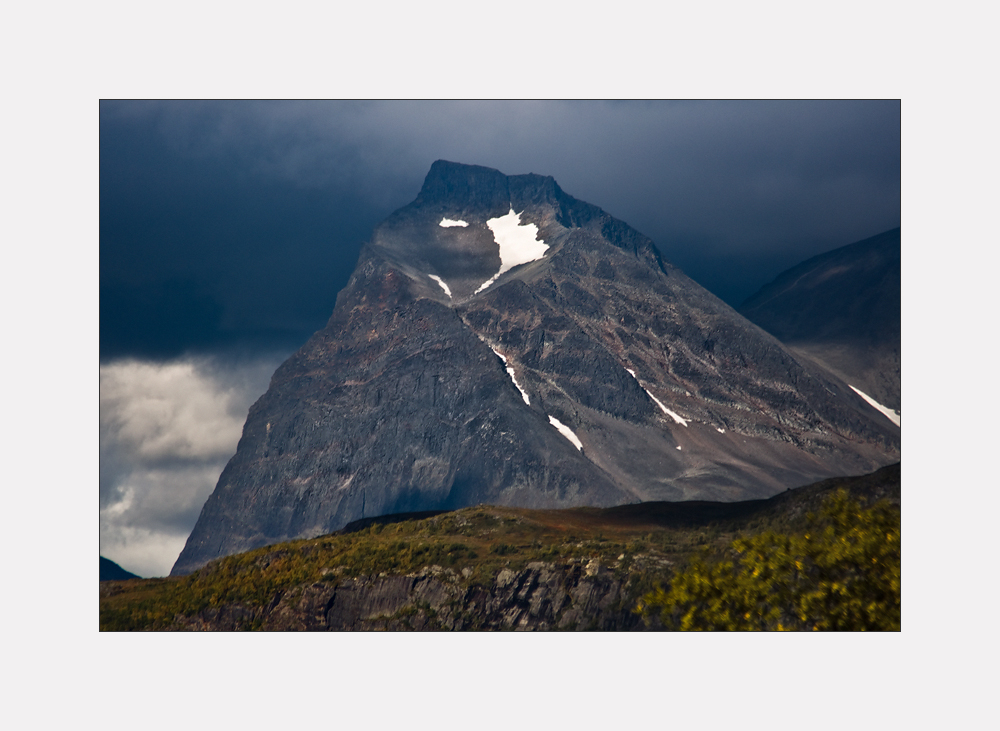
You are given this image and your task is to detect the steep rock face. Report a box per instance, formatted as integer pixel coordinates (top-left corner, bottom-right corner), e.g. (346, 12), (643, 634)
(172, 161), (900, 576)
(168, 560), (646, 631)
(740, 228), (901, 415)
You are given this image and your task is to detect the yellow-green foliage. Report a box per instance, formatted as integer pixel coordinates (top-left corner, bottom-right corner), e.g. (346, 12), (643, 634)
(101, 480), (899, 631)
(636, 490), (900, 631)
(100, 506), (668, 631)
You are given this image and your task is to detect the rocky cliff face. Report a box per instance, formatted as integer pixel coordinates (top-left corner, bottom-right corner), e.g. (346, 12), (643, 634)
(168, 559), (649, 631)
(172, 161), (900, 576)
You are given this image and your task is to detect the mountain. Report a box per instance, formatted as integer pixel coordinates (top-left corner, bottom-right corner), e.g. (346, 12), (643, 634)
(100, 556), (140, 581)
(739, 228), (900, 420)
(171, 161), (900, 576)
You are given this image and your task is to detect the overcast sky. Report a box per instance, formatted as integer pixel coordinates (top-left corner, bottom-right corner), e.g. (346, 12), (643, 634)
(101, 100), (900, 360)
(99, 100), (901, 576)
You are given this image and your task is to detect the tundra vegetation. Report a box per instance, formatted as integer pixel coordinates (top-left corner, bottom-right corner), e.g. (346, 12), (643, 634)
(100, 465), (900, 631)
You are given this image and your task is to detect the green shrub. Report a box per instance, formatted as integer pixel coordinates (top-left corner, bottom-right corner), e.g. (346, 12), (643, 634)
(637, 490), (900, 631)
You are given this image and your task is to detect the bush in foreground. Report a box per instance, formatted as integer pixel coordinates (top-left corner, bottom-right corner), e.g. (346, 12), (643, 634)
(637, 490), (900, 631)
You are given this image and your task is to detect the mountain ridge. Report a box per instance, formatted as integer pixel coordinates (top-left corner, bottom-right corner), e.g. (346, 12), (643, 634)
(100, 556), (140, 581)
(740, 227), (900, 414)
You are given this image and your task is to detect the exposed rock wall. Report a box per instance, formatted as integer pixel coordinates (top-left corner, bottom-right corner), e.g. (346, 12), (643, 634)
(169, 560), (648, 631)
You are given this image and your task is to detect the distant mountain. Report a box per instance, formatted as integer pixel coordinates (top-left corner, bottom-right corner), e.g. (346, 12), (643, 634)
(740, 228), (900, 419)
(100, 556), (140, 581)
(171, 161), (900, 576)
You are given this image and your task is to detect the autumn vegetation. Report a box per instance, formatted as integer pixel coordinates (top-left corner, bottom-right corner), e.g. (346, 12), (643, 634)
(636, 490), (900, 630)
(101, 464), (900, 631)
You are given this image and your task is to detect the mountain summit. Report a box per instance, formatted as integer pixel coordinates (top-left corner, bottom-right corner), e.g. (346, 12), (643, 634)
(171, 161), (900, 576)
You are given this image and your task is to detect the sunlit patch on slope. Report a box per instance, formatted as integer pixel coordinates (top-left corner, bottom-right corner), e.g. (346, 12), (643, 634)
(849, 385), (901, 427)
(475, 208), (549, 293)
(548, 415), (583, 451)
(490, 346), (530, 404)
(439, 218), (468, 227)
(428, 274), (452, 298)
(624, 367), (689, 426)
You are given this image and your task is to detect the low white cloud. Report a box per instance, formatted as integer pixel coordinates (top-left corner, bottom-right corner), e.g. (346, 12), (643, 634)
(100, 355), (283, 577)
(99, 525), (191, 582)
(101, 360), (248, 463)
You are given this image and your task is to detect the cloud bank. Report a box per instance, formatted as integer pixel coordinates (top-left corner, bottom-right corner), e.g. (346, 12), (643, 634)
(99, 355), (283, 577)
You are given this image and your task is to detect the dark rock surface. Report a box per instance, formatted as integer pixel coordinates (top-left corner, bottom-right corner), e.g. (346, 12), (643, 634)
(169, 560), (645, 631)
(171, 161), (900, 576)
(740, 228), (901, 413)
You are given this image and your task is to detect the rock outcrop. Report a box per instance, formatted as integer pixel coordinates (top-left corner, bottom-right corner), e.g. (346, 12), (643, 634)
(169, 559), (648, 631)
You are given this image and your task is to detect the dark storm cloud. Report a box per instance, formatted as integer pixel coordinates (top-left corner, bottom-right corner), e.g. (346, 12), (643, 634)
(101, 101), (403, 360)
(100, 100), (900, 361)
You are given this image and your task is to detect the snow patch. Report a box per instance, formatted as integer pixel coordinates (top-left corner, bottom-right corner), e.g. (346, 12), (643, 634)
(475, 208), (549, 293)
(625, 366), (689, 426)
(428, 274), (452, 298)
(490, 347), (530, 405)
(548, 415), (583, 451)
(646, 388), (689, 426)
(439, 218), (468, 227)
(849, 385), (901, 427)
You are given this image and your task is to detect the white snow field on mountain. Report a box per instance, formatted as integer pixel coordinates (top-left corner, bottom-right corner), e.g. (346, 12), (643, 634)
(476, 208), (549, 293)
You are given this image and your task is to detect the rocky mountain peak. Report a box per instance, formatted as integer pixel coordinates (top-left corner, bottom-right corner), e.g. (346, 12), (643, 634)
(414, 159), (560, 212)
(369, 160), (665, 305)
(171, 162), (900, 577)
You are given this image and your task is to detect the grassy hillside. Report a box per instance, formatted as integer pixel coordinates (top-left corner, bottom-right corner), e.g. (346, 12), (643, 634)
(100, 463), (899, 631)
